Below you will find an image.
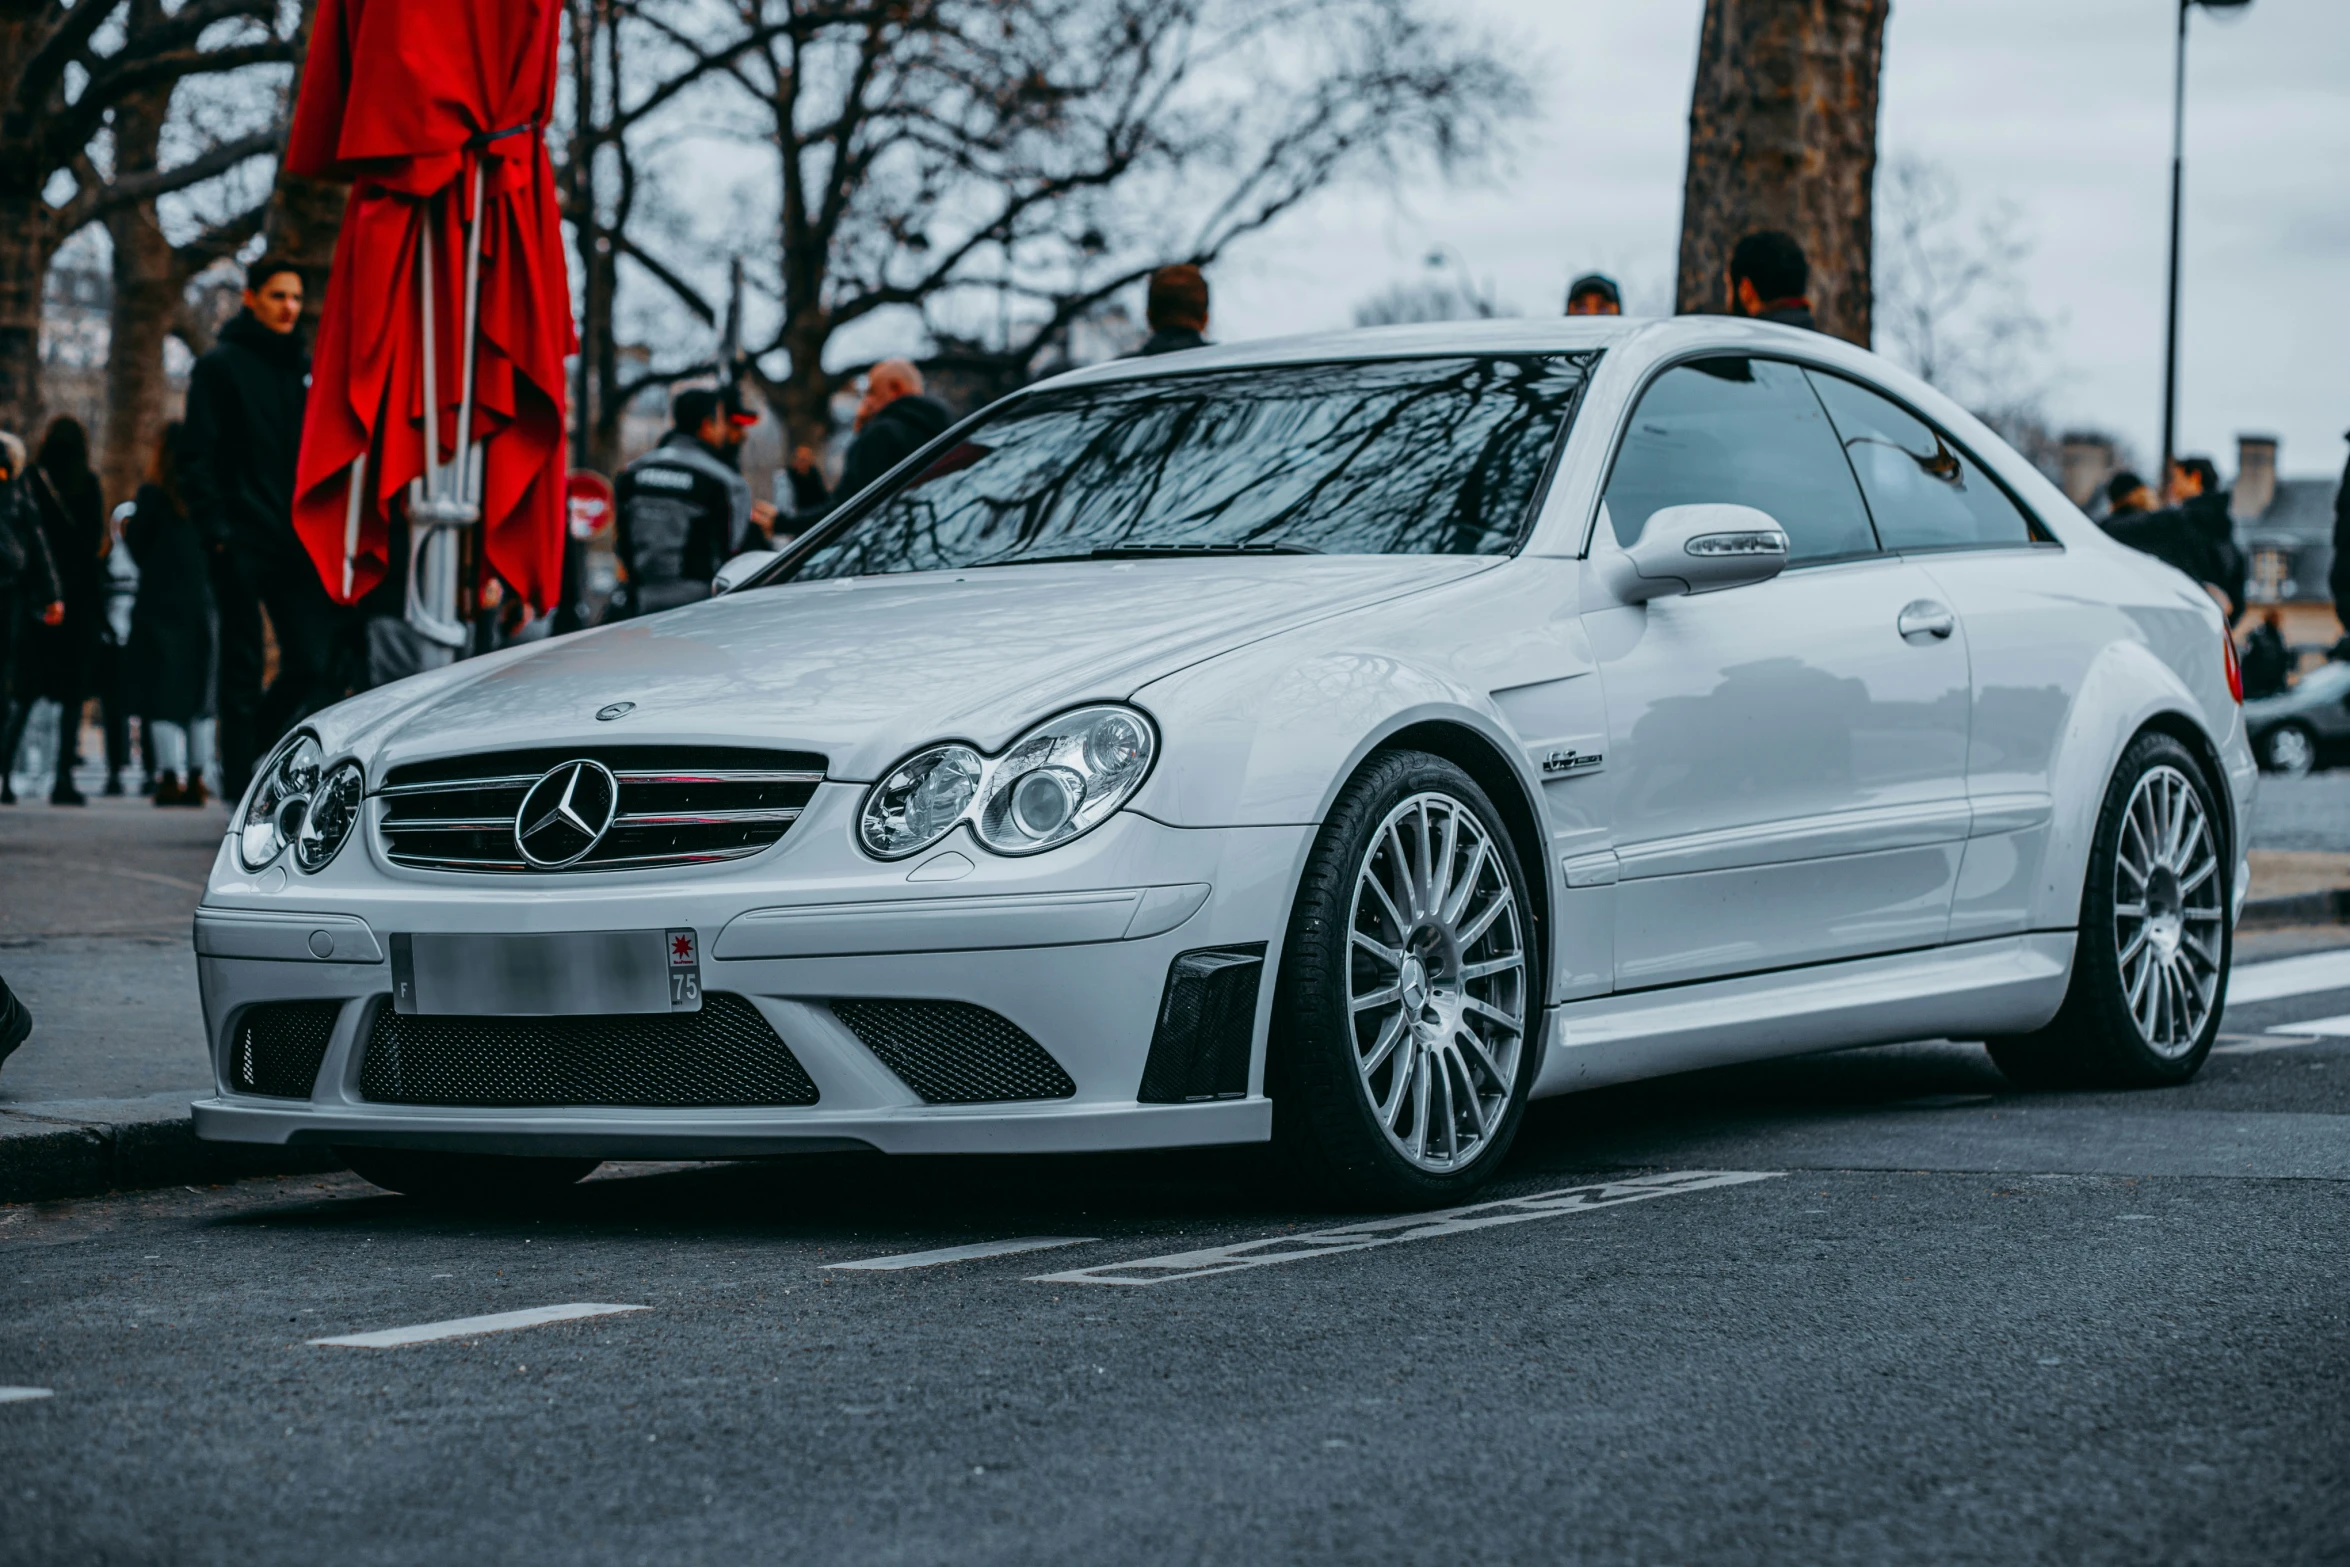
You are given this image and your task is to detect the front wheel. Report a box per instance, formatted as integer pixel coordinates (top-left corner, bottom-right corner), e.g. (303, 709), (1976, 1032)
(1270, 750), (1535, 1208)
(1987, 732), (2230, 1089)
(336, 1147), (601, 1204)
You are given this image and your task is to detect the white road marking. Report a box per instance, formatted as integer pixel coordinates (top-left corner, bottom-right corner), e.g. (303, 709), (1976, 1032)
(1031, 1170), (1780, 1287)
(2271, 1013), (2350, 1037)
(2228, 950), (2350, 1005)
(309, 1303), (648, 1348)
(0, 1387), (54, 1404)
(828, 1237), (1098, 1271)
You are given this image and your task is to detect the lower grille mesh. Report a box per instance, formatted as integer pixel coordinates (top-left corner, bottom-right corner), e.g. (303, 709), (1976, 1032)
(229, 1000), (341, 1098)
(830, 1000), (1076, 1104)
(359, 994), (819, 1108)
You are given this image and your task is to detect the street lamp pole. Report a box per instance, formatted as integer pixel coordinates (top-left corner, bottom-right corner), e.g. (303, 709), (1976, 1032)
(2160, 0), (2252, 486)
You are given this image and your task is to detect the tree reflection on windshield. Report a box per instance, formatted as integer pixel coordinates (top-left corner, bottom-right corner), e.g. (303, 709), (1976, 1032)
(789, 353), (1595, 578)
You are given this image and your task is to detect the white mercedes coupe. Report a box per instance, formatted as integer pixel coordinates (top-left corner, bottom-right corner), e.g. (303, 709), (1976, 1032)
(192, 318), (2254, 1206)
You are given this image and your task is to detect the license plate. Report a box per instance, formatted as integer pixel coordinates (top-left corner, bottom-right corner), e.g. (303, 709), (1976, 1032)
(390, 928), (702, 1016)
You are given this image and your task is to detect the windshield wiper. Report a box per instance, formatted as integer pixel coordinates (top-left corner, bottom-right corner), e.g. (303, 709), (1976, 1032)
(970, 542), (1323, 568)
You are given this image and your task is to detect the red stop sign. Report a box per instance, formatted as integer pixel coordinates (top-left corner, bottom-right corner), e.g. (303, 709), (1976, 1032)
(566, 469), (616, 540)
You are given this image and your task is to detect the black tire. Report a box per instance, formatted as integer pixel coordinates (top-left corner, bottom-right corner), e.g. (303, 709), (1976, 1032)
(2259, 722), (2317, 777)
(336, 1147), (601, 1203)
(1269, 750), (1537, 1208)
(1987, 731), (2230, 1090)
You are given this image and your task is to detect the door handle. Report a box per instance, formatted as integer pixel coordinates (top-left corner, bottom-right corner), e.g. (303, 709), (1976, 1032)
(1897, 600), (1956, 642)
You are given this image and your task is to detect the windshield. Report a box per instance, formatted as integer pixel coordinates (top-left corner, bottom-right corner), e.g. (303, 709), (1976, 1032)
(785, 353), (1594, 579)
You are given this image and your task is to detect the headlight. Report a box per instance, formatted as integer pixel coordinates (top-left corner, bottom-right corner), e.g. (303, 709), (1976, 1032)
(237, 731), (324, 870)
(293, 760), (365, 872)
(860, 705), (1156, 861)
(859, 743), (984, 858)
(973, 706), (1154, 854)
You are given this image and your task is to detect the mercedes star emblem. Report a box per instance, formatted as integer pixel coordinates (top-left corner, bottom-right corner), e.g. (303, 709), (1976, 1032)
(514, 759), (621, 868)
(596, 701), (635, 722)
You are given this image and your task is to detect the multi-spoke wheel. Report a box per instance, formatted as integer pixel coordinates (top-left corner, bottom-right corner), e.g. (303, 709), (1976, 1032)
(1272, 750), (1535, 1206)
(2260, 723), (2316, 777)
(1988, 733), (2231, 1089)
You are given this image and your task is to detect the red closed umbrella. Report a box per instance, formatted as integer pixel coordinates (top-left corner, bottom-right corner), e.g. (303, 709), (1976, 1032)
(286, 0), (573, 642)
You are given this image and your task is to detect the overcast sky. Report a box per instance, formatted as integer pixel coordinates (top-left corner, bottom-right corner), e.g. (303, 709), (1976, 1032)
(1211, 0), (2350, 481)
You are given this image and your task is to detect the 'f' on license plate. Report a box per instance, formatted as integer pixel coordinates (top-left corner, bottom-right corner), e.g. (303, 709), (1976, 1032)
(390, 929), (702, 1015)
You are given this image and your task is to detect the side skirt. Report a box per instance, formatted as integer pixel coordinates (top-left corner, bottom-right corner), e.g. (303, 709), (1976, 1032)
(1532, 932), (2076, 1097)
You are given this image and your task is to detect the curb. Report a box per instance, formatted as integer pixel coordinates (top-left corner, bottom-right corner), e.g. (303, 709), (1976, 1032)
(0, 1096), (336, 1206)
(2241, 889), (2350, 931)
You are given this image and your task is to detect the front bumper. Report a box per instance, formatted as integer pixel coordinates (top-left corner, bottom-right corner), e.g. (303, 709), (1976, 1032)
(192, 795), (1309, 1158)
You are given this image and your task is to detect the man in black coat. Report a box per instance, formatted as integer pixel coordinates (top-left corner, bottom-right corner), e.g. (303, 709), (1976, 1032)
(830, 360), (952, 507)
(2330, 430), (2349, 654)
(611, 387), (772, 616)
(2104, 455), (2246, 624)
(182, 255), (339, 799)
(1729, 231), (1817, 332)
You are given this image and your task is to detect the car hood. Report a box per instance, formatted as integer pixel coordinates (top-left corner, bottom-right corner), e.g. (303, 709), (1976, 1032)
(343, 555), (1498, 780)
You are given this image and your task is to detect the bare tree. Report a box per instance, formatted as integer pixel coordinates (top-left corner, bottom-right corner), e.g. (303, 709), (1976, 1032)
(1874, 155), (2055, 423)
(1674, 0), (1888, 345)
(590, 0), (1530, 454)
(1352, 278), (1515, 328)
(0, 0), (295, 436)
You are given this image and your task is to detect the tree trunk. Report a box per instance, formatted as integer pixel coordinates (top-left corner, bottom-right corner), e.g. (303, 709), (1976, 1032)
(0, 176), (53, 441)
(1674, 0), (1888, 346)
(100, 88), (180, 511)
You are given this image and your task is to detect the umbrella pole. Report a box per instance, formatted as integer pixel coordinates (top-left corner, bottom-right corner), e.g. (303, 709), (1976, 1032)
(454, 159), (486, 514)
(403, 191), (470, 660)
(340, 454), (365, 598)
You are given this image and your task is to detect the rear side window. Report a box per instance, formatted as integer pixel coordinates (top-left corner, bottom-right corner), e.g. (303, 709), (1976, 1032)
(1806, 371), (2036, 552)
(1603, 357), (1878, 565)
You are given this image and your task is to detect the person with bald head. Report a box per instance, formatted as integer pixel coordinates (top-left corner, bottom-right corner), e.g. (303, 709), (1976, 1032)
(831, 358), (952, 509)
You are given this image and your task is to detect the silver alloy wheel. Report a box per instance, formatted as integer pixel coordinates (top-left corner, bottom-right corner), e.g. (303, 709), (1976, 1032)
(1345, 791), (1527, 1172)
(2114, 763), (2224, 1057)
(2264, 725), (2315, 776)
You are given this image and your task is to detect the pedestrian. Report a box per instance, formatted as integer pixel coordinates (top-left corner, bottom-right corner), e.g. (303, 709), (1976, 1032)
(611, 385), (774, 617)
(126, 424), (215, 806)
(2240, 609), (2291, 700)
(0, 417), (105, 806)
(2104, 455), (2246, 624)
(2104, 469), (2157, 520)
(1565, 273), (1622, 316)
(2330, 429), (2349, 658)
(1727, 231), (1815, 330)
(832, 361), (951, 504)
(0, 432), (64, 807)
(181, 254), (338, 801)
(97, 495), (139, 794)
(1135, 264), (1211, 356)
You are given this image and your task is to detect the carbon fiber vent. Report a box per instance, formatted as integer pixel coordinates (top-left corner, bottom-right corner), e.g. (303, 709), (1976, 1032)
(228, 1000), (341, 1098)
(1138, 945), (1264, 1103)
(359, 994), (819, 1108)
(830, 1000), (1076, 1104)
(377, 745), (826, 873)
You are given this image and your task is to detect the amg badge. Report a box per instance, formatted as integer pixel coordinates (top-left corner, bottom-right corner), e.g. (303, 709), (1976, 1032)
(1541, 747), (1603, 776)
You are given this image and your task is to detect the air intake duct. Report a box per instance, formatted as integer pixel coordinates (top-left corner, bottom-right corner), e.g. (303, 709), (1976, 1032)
(1138, 944), (1265, 1104)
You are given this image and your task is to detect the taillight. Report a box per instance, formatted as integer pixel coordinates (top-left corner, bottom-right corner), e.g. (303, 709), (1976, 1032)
(2223, 625), (2243, 704)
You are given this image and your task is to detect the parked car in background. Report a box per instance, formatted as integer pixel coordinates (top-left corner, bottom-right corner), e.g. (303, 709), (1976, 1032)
(191, 317), (2254, 1209)
(2244, 660), (2350, 775)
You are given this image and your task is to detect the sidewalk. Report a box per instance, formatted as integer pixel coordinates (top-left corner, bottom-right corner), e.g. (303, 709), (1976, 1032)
(2, 762), (2348, 1205)
(0, 789), (332, 1201)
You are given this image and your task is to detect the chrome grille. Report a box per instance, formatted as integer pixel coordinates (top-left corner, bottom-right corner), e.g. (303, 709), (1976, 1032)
(377, 746), (825, 872)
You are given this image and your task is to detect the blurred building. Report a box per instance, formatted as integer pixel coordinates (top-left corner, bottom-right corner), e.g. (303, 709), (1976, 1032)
(2233, 433), (2343, 663)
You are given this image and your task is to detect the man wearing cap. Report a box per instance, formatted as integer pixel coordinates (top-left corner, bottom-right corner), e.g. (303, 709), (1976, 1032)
(611, 385), (773, 617)
(1565, 274), (1621, 316)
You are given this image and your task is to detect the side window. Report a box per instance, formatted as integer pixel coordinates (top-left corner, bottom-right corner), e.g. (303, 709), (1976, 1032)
(1806, 371), (2036, 552)
(1602, 357), (1878, 564)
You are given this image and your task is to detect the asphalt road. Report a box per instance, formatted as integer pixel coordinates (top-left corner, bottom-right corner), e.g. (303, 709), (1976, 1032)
(7, 963), (2350, 1565)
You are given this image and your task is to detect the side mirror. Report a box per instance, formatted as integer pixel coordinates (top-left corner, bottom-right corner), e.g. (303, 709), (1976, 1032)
(711, 549), (781, 597)
(1605, 503), (1790, 603)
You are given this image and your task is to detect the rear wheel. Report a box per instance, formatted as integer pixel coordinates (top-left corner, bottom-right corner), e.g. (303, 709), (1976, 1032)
(1987, 732), (2229, 1089)
(1270, 750), (1535, 1208)
(336, 1147), (601, 1204)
